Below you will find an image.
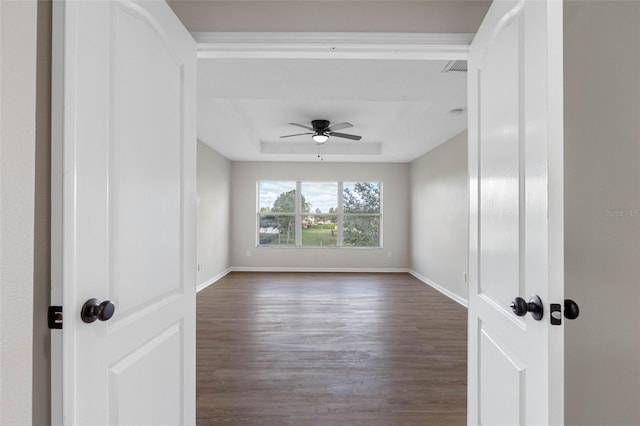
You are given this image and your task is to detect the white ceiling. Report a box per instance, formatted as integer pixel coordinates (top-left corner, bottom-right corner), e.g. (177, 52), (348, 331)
(197, 56), (468, 163)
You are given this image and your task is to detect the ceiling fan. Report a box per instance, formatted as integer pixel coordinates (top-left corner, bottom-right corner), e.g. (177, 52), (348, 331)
(280, 119), (362, 144)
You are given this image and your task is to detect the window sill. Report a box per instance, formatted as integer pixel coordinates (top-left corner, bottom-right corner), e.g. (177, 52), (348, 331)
(256, 245), (382, 250)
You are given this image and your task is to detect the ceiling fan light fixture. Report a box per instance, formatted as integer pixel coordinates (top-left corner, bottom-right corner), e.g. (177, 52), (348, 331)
(313, 133), (329, 144)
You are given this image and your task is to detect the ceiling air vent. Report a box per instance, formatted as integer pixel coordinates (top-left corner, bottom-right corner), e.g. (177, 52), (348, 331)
(442, 60), (467, 73)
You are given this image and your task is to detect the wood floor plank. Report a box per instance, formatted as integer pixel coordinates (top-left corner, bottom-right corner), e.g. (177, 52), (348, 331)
(196, 272), (467, 425)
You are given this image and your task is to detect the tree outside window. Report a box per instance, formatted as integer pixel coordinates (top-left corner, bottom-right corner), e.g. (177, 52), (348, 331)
(343, 182), (381, 247)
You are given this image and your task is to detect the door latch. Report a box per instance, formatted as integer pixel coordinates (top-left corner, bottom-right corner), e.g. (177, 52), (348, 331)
(550, 299), (580, 325)
(550, 303), (562, 325)
(48, 306), (63, 329)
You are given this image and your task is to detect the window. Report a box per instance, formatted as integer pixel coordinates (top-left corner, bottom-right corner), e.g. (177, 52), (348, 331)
(342, 182), (381, 247)
(301, 182), (338, 247)
(257, 181), (381, 248)
(258, 181), (296, 246)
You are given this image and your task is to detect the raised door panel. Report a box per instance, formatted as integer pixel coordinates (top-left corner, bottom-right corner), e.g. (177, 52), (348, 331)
(479, 324), (525, 425)
(478, 9), (523, 313)
(109, 1), (185, 317)
(109, 324), (183, 425)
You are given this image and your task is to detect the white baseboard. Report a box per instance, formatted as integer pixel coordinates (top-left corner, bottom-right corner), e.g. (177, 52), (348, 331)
(196, 268), (232, 292)
(230, 266), (409, 273)
(408, 270), (468, 308)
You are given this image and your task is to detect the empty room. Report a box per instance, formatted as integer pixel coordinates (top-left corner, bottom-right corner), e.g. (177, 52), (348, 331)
(194, 55), (470, 422)
(187, 4), (477, 423)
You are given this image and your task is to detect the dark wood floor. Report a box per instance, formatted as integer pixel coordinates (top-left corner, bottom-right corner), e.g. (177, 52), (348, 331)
(196, 272), (467, 425)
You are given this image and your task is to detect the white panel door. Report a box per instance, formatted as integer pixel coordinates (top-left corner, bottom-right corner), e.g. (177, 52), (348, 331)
(467, 0), (564, 425)
(52, 1), (196, 424)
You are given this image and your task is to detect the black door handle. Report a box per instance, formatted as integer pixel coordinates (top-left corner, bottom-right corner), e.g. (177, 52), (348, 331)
(81, 298), (116, 323)
(564, 299), (580, 320)
(510, 295), (544, 321)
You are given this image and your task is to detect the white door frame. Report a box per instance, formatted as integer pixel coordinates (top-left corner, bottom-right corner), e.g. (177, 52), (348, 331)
(193, 32), (473, 60)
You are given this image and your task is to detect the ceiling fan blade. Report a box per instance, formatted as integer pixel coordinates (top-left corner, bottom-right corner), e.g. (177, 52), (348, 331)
(327, 122), (353, 132)
(329, 132), (362, 141)
(280, 132), (314, 138)
(288, 122), (314, 131)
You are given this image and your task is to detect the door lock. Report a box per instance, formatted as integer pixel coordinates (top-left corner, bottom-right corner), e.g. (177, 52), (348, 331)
(510, 295), (544, 321)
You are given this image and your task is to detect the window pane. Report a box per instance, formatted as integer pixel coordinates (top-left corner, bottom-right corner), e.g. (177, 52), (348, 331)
(343, 182), (380, 214)
(302, 215), (337, 247)
(301, 182), (338, 214)
(259, 181), (296, 213)
(259, 215), (296, 245)
(343, 216), (380, 247)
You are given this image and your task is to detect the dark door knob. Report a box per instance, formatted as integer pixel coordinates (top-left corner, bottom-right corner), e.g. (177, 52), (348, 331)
(564, 299), (580, 320)
(510, 295), (544, 321)
(510, 297), (528, 316)
(81, 298), (116, 323)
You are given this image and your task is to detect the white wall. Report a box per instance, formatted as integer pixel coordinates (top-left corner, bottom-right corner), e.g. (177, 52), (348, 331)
(564, 2), (640, 425)
(409, 131), (468, 304)
(169, 0), (490, 33)
(230, 161), (409, 270)
(0, 0), (38, 423)
(197, 142), (231, 288)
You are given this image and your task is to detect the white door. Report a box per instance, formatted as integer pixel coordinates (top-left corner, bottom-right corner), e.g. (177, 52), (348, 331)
(467, 0), (564, 425)
(51, 1), (196, 424)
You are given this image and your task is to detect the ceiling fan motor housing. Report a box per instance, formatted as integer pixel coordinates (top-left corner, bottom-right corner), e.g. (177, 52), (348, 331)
(311, 119), (330, 132)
